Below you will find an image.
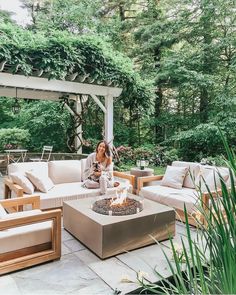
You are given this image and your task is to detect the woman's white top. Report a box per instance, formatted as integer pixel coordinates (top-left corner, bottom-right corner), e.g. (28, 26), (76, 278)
(83, 152), (113, 181)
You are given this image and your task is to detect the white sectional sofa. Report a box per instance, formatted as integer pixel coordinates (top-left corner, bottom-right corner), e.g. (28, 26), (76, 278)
(138, 161), (231, 226)
(4, 159), (134, 210)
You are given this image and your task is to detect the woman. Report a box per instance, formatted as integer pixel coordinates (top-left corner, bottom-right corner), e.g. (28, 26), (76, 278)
(83, 140), (118, 194)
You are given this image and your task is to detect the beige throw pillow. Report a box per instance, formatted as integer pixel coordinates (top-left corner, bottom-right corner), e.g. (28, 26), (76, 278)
(26, 170), (54, 193)
(172, 161), (200, 189)
(161, 166), (188, 189)
(10, 172), (35, 194)
(199, 166), (229, 192)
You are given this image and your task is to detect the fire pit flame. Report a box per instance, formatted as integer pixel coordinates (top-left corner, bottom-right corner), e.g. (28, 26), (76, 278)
(110, 188), (128, 207)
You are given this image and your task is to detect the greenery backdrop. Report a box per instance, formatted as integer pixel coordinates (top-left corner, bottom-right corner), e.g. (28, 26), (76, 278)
(0, 0), (235, 166)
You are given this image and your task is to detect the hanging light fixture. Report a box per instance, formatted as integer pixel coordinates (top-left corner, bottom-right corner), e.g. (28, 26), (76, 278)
(12, 88), (21, 114)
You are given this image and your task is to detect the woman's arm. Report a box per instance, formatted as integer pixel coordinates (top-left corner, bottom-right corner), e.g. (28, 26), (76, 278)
(83, 153), (96, 180)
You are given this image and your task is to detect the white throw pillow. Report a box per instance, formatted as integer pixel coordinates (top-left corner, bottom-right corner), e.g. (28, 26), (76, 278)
(26, 170), (54, 193)
(161, 166), (188, 189)
(199, 166), (229, 192)
(10, 172), (35, 194)
(172, 161), (200, 189)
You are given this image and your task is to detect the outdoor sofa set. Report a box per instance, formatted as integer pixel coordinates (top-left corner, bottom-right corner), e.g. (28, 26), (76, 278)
(138, 161), (230, 226)
(0, 159), (230, 275)
(0, 159), (134, 275)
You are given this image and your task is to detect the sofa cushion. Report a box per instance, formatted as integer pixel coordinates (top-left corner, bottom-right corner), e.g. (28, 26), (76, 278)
(29, 178), (131, 210)
(9, 172), (35, 194)
(26, 170), (54, 193)
(161, 166), (187, 189)
(81, 158), (87, 181)
(140, 185), (199, 213)
(0, 210), (52, 254)
(172, 161), (201, 189)
(49, 160), (82, 184)
(0, 204), (7, 219)
(199, 166), (230, 192)
(8, 162), (49, 177)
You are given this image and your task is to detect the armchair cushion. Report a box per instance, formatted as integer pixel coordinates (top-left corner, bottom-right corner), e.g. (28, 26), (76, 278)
(161, 166), (187, 189)
(9, 172), (35, 194)
(26, 170), (54, 193)
(140, 185), (199, 213)
(172, 161), (201, 189)
(0, 209), (52, 254)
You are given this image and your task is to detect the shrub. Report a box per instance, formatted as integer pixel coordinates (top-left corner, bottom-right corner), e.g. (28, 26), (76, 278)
(0, 128), (30, 151)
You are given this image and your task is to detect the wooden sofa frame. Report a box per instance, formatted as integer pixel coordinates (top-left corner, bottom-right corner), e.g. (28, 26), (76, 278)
(137, 174), (224, 227)
(0, 196), (61, 275)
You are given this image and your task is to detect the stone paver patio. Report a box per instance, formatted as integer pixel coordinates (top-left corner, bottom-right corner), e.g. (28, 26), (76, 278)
(0, 176), (198, 294)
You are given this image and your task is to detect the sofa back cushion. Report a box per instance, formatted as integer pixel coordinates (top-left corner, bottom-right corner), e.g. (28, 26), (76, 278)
(49, 160), (81, 184)
(199, 165), (230, 192)
(8, 162), (49, 177)
(172, 161), (200, 189)
(161, 166), (188, 189)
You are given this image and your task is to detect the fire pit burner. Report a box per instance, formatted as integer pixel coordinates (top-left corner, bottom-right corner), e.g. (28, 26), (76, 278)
(92, 197), (143, 216)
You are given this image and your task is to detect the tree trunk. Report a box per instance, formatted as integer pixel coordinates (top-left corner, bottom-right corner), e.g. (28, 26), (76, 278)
(153, 47), (163, 142)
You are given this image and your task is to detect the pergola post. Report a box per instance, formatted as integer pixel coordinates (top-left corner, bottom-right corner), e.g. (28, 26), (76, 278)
(105, 94), (113, 147)
(75, 99), (82, 154)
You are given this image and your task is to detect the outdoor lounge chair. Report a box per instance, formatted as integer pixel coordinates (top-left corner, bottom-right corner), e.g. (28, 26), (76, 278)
(29, 145), (53, 162)
(0, 195), (61, 275)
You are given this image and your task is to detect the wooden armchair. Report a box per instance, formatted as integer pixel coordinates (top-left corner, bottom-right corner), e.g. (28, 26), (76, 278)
(0, 196), (61, 275)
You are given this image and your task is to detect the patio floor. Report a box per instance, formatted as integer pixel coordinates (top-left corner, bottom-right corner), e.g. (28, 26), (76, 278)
(0, 176), (198, 295)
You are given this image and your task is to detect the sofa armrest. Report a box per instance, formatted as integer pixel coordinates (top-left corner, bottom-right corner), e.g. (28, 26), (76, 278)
(4, 177), (24, 199)
(137, 175), (164, 194)
(113, 171), (135, 190)
(0, 196), (40, 211)
(0, 209), (61, 231)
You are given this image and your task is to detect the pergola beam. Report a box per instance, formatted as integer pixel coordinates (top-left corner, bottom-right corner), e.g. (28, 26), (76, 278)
(0, 86), (76, 101)
(0, 73), (122, 97)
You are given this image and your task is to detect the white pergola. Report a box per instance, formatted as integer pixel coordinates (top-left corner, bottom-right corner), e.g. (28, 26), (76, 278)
(0, 72), (122, 153)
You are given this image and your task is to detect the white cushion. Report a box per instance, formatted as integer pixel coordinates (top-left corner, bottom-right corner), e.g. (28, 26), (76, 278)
(172, 161), (201, 189)
(49, 160), (81, 184)
(0, 204), (7, 219)
(161, 166), (187, 189)
(8, 162), (49, 176)
(140, 185), (199, 213)
(9, 172), (35, 194)
(81, 158), (87, 181)
(31, 179), (131, 210)
(199, 166), (230, 192)
(0, 210), (52, 254)
(26, 170), (54, 193)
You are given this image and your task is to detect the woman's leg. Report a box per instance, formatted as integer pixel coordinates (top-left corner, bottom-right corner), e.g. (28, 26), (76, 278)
(99, 175), (114, 194)
(84, 179), (100, 189)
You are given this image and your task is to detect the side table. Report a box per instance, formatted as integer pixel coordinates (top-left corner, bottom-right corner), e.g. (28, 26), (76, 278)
(130, 167), (154, 194)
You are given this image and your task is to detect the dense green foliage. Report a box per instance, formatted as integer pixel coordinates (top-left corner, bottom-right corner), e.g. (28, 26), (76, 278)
(0, 0), (235, 161)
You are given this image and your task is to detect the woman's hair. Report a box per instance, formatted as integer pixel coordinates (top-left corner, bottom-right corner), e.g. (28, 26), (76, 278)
(96, 140), (111, 158)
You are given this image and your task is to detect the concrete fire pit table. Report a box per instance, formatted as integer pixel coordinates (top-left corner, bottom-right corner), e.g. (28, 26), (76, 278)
(63, 194), (175, 259)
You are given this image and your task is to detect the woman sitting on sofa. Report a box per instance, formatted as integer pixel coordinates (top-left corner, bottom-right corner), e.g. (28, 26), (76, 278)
(83, 140), (119, 194)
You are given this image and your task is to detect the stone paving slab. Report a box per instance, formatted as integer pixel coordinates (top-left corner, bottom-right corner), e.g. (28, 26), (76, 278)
(88, 257), (140, 294)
